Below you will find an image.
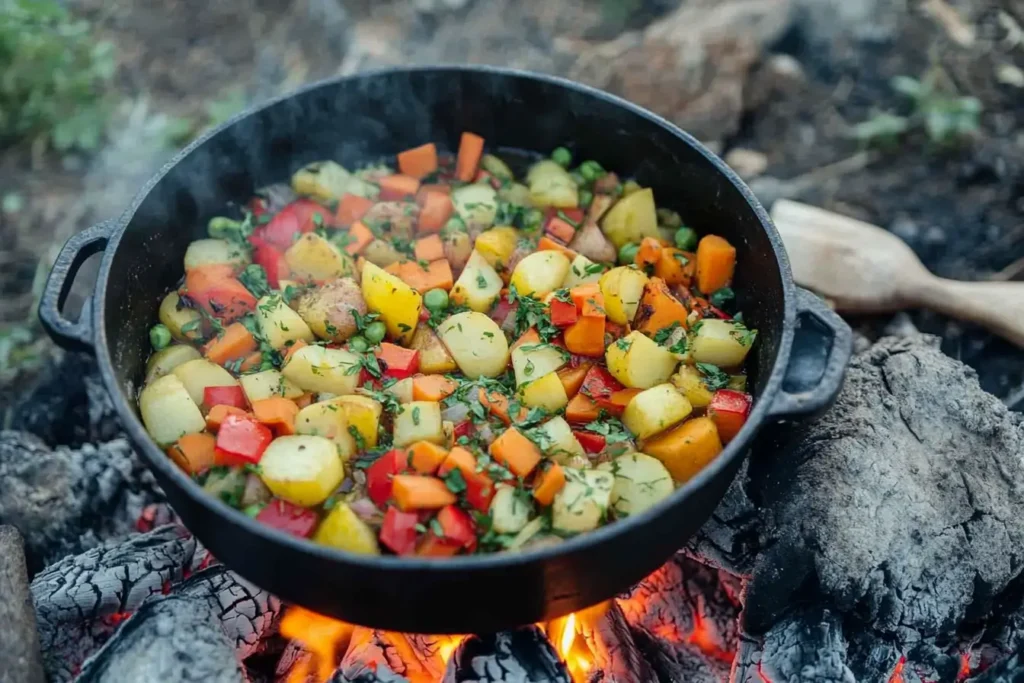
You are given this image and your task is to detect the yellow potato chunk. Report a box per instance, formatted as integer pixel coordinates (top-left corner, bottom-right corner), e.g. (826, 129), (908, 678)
(601, 188), (660, 249)
(622, 383), (693, 440)
(139, 374), (206, 446)
(171, 359), (239, 406)
(314, 503), (380, 555)
(510, 251), (571, 299)
(517, 371), (569, 412)
(256, 295), (315, 350)
(511, 343), (567, 387)
(437, 311), (510, 379)
(451, 250), (503, 313)
(239, 369), (304, 403)
(360, 261), (422, 345)
(605, 331), (679, 389)
(259, 435), (344, 507)
(294, 401), (357, 460)
(552, 468), (614, 533)
(599, 266), (648, 325)
(393, 401), (444, 447)
(285, 233), (355, 282)
(282, 345), (360, 396)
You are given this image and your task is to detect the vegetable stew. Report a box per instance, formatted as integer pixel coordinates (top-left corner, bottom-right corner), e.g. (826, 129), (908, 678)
(139, 136), (757, 557)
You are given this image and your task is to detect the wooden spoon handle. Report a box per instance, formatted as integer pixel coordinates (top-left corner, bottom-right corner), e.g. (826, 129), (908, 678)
(913, 278), (1024, 347)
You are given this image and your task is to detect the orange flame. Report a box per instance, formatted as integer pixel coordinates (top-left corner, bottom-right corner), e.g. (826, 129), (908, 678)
(280, 607), (354, 683)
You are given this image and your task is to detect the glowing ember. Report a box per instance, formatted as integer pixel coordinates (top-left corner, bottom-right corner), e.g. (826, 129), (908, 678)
(280, 607), (353, 682)
(888, 655), (907, 683)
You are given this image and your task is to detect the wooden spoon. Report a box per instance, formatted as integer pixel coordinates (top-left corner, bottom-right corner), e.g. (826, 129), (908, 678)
(770, 199), (1024, 348)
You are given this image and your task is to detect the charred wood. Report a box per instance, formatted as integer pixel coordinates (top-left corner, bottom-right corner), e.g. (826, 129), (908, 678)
(442, 627), (571, 683)
(0, 525), (45, 683)
(575, 601), (657, 683)
(732, 609), (855, 683)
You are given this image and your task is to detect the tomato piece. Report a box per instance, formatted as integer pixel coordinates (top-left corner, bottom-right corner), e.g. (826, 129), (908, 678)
(573, 430), (606, 454)
(365, 449), (410, 507)
(203, 385), (248, 410)
(379, 506), (421, 555)
(549, 299), (578, 328)
(416, 533), (461, 557)
(214, 414), (273, 466)
(256, 499), (319, 538)
(375, 343), (420, 380)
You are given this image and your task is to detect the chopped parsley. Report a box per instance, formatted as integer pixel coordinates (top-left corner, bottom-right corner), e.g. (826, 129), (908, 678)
(615, 337), (633, 352)
(729, 322), (757, 347)
(411, 406), (421, 426)
(348, 425), (367, 452)
(238, 264), (271, 299)
(508, 284), (560, 341)
(443, 468), (467, 494)
(582, 419), (632, 444)
(696, 362), (731, 391)
(709, 287), (734, 308)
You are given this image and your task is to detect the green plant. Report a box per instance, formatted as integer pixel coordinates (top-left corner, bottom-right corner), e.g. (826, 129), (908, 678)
(0, 0), (116, 152)
(851, 72), (982, 148)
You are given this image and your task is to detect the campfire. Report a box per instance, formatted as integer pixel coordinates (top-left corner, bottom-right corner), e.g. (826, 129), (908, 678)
(2, 336), (1022, 683)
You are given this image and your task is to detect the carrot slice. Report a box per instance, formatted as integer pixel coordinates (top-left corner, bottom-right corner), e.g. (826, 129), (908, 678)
(565, 393), (601, 424)
(335, 194), (375, 226)
(341, 221), (375, 256)
(557, 362), (592, 399)
(489, 427), (542, 477)
(478, 388), (527, 426)
(414, 234), (445, 262)
(168, 433), (217, 475)
(397, 143), (438, 179)
(239, 351), (263, 372)
(416, 184), (450, 206)
(510, 328), (540, 354)
(655, 248), (695, 287)
(545, 216), (576, 243)
(418, 191), (454, 234)
(391, 475), (457, 511)
(379, 174), (421, 201)
(633, 277), (690, 336)
(537, 235), (577, 260)
(455, 132), (485, 182)
(532, 463), (566, 506)
(695, 235), (736, 294)
(635, 237), (663, 272)
(251, 397), (299, 436)
(205, 404), (250, 432)
(563, 315), (606, 357)
(284, 339), (308, 362)
(412, 374), (458, 402)
(202, 322), (258, 367)
(294, 393), (314, 409)
(395, 259), (454, 294)
(407, 441), (450, 475)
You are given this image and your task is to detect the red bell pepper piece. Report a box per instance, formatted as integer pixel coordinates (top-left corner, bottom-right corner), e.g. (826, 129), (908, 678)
(255, 199), (331, 251)
(549, 299), (579, 328)
(365, 449), (410, 507)
(490, 295), (516, 328)
(709, 305), (732, 320)
(581, 366), (623, 402)
(436, 504), (477, 552)
(573, 430), (606, 454)
(249, 196), (269, 219)
(544, 207), (585, 226)
(453, 421), (473, 440)
(214, 414), (273, 466)
(375, 343), (420, 380)
(250, 236), (290, 289)
(203, 385), (248, 410)
(708, 390), (752, 443)
(379, 506), (421, 555)
(417, 533), (462, 557)
(256, 499), (318, 538)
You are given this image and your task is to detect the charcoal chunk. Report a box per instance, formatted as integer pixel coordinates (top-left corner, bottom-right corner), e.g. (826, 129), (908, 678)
(443, 627), (571, 683)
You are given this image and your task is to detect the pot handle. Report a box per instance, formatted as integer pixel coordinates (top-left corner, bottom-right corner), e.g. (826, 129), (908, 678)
(766, 287), (852, 420)
(38, 221), (115, 353)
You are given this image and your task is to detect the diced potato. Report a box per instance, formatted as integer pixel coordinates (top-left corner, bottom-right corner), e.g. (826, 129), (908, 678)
(256, 295), (315, 350)
(360, 262), (422, 345)
(437, 311), (510, 379)
(139, 374), (207, 445)
(605, 331), (679, 389)
(480, 154), (514, 180)
(282, 345), (360, 395)
(332, 394), (383, 449)
(474, 227), (520, 272)
(510, 251), (571, 298)
(314, 502), (380, 555)
(599, 266), (648, 325)
(563, 254), (604, 288)
(622, 383), (693, 440)
(410, 324), (457, 374)
(145, 345), (202, 384)
(597, 453), (674, 518)
(450, 250), (503, 312)
(511, 343), (567, 387)
(183, 239), (249, 272)
(552, 468), (614, 533)
(451, 184), (498, 232)
(171, 359), (239, 406)
(294, 400), (357, 458)
(601, 188), (660, 249)
(490, 485), (533, 534)
(441, 224), (473, 273)
(442, 420), (455, 448)
(296, 278), (366, 343)
(159, 292), (202, 342)
(536, 416), (586, 464)
(291, 160), (379, 202)
(393, 401), (444, 447)
(671, 365), (713, 408)
(527, 160), (578, 209)
(691, 319), (756, 367)
(384, 377), (414, 404)
(285, 233), (355, 282)
(239, 369), (304, 403)
(517, 371), (569, 412)
(203, 467), (246, 504)
(362, 239), (405, 268)
(498, 182), (532, 207)
(259, 435), (344, 507)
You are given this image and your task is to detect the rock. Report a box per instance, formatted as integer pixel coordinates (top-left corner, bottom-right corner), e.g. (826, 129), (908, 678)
(882, 312), (919, 338)
(0, 526), (45, 683)
(889, 215), (920, 243)
(724, 148), (769, 179)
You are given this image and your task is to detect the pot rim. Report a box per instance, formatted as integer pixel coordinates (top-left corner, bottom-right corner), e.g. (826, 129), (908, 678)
(93, 64), (796, 574)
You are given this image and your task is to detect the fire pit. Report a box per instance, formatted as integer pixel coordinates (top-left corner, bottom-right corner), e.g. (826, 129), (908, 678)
(3, 333), (1022, 683)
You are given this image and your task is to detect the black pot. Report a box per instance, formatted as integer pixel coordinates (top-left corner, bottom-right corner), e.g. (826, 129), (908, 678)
(40, 66), (851, 634)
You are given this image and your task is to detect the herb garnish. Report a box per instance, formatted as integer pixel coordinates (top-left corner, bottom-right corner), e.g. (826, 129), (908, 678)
(696, 362), (731, 391)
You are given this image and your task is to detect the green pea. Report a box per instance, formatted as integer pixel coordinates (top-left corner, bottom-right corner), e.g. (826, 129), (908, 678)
(350, 336), (370, 353)
(149, 324), (171, 350)
(207, 216), (243, 240)
(522, 208), (544, 233)
(618, 243), (640, 265)
(551, 147), (573, 168)
(578, 189), (593, 208)
(364, 321), (387, 345)
(674, 227), (698, 251)
(424, 288), (450, 312)
(243, 503), (266, 518)
(579, 160), (606, 182)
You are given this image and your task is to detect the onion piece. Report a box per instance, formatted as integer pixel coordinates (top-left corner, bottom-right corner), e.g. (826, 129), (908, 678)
(441, 403), (470, 424)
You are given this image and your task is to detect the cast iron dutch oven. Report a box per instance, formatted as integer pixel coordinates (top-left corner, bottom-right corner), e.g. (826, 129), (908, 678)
(40, 66), (851, 634)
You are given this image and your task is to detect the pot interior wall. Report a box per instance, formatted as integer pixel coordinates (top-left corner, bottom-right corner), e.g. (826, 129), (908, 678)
(101, 68), (784, 410)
